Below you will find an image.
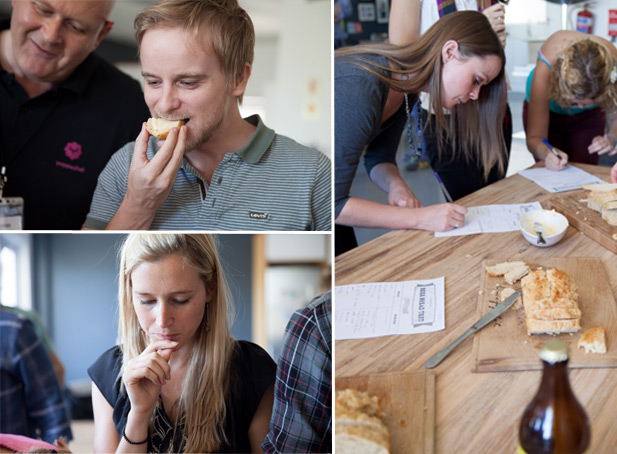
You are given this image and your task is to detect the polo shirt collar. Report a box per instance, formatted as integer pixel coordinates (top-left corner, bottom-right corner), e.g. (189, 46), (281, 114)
(236, 114), (275, 164)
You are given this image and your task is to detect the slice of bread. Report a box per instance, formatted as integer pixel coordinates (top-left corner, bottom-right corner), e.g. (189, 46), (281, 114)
(578, 327), (607, 354)
(486, 261), (530, 285)
(580, 183), (617, 192)
(335, 389), (390, 454)
(146, 118), (185, 139)
(601, 200), (617, 226)
(587, 189), (617, 212)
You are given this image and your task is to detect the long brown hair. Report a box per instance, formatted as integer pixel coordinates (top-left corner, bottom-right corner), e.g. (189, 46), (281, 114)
(336, 10), (507, 179)
(117, 233), (235, 453)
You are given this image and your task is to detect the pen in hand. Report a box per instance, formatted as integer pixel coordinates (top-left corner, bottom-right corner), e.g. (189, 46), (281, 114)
(541, 138), (562, 160)
(434, 172), (453, 203)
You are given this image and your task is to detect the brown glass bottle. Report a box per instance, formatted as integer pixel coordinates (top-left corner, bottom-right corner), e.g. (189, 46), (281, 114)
(518, 339), (590, 454)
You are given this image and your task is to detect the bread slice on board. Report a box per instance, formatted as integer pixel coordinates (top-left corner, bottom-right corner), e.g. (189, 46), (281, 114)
(336, 389), (390, 454)
(485, 261), (530, 285)
(578, 327), (607, 354)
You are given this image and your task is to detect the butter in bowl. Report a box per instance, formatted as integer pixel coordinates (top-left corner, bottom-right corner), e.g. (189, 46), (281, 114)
(520, 209), (569, 247)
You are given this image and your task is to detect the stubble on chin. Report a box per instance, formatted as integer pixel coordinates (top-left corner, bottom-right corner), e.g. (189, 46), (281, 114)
(186, 117), (224, 152)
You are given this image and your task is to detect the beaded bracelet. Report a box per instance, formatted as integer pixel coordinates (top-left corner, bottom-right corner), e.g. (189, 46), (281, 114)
(607, 134), (617, 149)
(122, 426), (148, 445)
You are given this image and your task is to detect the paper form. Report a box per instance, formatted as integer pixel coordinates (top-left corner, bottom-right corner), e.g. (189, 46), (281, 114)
(518, 166), (604, 193)
(434, 201), (543, 237)
(334, 278), (445, 340)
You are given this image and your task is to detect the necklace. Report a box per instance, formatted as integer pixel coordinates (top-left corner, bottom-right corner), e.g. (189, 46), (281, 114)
(404, 94), (423, 161)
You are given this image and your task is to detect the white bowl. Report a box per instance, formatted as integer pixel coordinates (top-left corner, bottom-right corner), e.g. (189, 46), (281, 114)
(520, 209), (569, 247)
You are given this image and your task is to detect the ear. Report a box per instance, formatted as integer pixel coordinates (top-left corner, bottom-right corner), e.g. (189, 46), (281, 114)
(230, 62), (251, 97)
(206, 279), (217, 303)
(91, 20), (114, 51)
(441, 40), (459, 63)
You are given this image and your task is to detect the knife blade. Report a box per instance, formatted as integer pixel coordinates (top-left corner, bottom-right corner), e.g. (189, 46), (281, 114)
(424, 290), (521, 369)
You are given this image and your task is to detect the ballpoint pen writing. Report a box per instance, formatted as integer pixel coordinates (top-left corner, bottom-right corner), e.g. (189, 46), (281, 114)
(434, 172), (453, 203)
(541, 138), (562, 160)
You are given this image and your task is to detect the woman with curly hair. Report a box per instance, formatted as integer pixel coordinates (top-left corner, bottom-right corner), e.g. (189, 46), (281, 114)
(524, 30), (617, 171)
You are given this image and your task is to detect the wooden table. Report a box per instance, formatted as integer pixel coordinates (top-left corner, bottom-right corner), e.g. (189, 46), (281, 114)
(335, 164), (617, 453)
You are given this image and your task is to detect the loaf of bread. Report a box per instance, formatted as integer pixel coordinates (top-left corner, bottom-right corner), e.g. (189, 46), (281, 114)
(485, 261), (530, 285)
(587, 189), (617, 212)
(146, 118), (185, 139)
(335, 389), (390, 454)
(601, 200), (617, 226)
(578, 327), (607, 354)
(521, 268), (581, 335)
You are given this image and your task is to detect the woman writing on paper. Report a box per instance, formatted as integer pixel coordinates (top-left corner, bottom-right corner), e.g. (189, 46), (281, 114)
(335, 11), (507, 253)
(525, 30), (617, 171)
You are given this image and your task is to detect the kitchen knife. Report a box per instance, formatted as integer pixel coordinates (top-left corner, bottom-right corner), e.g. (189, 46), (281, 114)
(424, 290), (521, 369)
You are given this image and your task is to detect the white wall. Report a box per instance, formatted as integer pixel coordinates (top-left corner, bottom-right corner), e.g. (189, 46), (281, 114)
(267, 0), (331, 156)
(506, 0), (617, 93)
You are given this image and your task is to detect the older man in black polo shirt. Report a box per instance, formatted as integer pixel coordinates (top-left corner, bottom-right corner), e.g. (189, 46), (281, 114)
(0, 0), (149, 229)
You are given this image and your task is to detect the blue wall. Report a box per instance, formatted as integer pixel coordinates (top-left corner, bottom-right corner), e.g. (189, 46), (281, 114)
(32, 234), (253, 385)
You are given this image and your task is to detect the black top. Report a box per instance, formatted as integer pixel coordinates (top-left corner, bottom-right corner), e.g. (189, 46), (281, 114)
(88, 341), (276, 453)
(0, 19), (150, 230)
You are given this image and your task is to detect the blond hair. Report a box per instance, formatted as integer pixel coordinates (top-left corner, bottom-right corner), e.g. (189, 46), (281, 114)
(117, 233), (235, 453)
(550, 38), (617, 114)
(336, 10), (507, 180)
(134, 0), (254, 103)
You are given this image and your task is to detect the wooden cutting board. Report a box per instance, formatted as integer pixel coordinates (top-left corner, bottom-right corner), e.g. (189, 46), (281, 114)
(545, 189), (617, 254)
(471, 257), (617, 372)
(336, 371), (435, 454)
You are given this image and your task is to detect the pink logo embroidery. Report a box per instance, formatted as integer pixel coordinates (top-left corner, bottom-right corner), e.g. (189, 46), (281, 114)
(64, 142), (82, 160)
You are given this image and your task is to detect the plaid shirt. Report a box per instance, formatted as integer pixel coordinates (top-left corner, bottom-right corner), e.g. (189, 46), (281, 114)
(261, 292), (332, 453)
(0, 310), (72, 443)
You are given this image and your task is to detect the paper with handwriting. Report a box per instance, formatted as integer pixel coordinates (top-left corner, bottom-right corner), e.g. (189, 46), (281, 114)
(518, 165), (603, 193)
(435, 202), (542, 237)
(335, 278), (445, 340)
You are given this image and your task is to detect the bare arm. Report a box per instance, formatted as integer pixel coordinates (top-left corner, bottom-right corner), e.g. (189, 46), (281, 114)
(248, 383), (275, 453)
(92, 383), (120, 453)
(388, 0), (421, 45)
(525, 59), (568, 170)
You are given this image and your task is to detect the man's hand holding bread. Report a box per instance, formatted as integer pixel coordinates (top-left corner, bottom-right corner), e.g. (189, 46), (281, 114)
(106, 121), (187, 229)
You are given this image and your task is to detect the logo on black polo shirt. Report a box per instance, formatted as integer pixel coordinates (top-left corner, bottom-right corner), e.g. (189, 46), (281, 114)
(64, 142), (82, 160)
(56, 141), (85, 173)
(249, 211), (269, 220)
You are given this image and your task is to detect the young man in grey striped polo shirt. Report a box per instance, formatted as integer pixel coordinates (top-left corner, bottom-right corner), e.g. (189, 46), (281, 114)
(83, 0), (331, 231)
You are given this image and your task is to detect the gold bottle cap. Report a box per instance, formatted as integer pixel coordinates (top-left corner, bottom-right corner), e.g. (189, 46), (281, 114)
(539, 339), (569, 363)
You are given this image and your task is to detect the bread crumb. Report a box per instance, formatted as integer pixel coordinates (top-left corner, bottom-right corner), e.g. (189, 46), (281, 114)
(578, 199), (587, 203)
(613, 233), (617, 241)
(479, 290), (484, 295)
(575, 211), (580, 215)
(584, 217), (588, 221)
(465, 254), (473, 258)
